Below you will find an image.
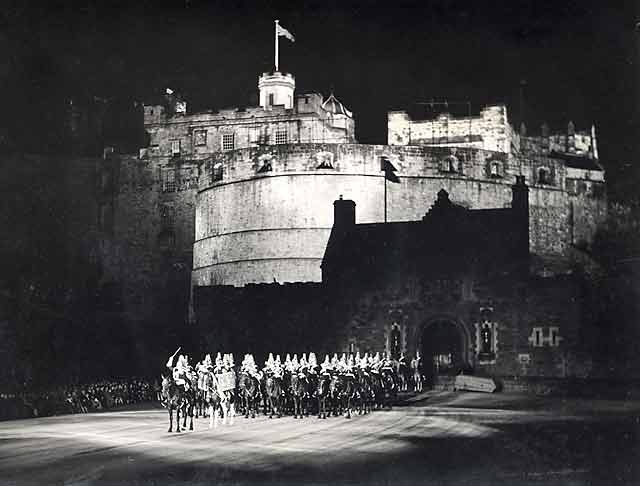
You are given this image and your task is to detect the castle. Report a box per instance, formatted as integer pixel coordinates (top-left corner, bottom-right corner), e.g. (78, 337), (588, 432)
(125, 65), (606, 290)
(88, 56), (610, 386)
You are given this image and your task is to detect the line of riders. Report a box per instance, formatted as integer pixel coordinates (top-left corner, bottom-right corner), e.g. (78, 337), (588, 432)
(161, 348), (425, 432)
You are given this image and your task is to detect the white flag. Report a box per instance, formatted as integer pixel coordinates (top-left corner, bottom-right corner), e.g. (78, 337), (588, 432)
(277, 23), (295, 42)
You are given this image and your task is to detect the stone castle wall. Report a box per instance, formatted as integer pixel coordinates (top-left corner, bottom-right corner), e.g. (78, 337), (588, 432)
(194, 143), (601, 286)
(388, 105), (516, 153)
(143, 93), (355, 161)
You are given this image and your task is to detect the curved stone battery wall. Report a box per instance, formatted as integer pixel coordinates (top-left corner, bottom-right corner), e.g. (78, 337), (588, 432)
(193, 143), (577, 286)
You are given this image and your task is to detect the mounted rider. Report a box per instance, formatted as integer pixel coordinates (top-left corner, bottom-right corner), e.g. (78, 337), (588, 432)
(222, 353), (235, 372)
(263, 353), (284, 378)
(166, 349), (192, 391)
(241, 353), (262, 380)
(307, 352), (318, 375)
(320, 354), (333, 375)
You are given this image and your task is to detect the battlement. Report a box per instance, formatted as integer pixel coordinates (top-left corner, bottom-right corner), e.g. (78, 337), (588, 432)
(388, 104), (598, 161)
(198, 143), (582, 192)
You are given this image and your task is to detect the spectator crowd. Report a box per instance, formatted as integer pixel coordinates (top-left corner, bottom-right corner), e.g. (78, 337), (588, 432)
(0, 378), (157, 421)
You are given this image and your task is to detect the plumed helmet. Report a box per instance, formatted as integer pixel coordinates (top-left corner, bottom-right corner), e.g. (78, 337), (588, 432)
(216, 352), (222, 364)
(308, 352), (317, 367)
(285, 353), (292, 364)
(275, 354), (281, 365)
(266, 353), (274, 366)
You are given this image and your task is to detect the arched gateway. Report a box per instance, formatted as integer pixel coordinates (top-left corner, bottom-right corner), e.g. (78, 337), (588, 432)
(418, 317), (472, 388)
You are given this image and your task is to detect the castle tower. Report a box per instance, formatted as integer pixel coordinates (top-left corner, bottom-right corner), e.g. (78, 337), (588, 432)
(258, 71), (295, 110)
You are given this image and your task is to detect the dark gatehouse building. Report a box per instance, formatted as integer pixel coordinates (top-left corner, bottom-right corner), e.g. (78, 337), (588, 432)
(321, 177), (593, 388)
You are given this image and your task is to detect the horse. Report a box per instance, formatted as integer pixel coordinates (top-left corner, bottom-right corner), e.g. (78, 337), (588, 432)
(196, 370), (228, 428)
(355, 368), (374, 415)
(397, 358), (410, 392)
(329, 373), (345, 417)
(161, 375), (193, 432)
(290, 371), (309, 419)
(265, 374), (284, 418)
(306, 370), (319, 417)
(238, 371), (261, 419)
(316, 371), (331, 419)
(216, 370), (237, 425)
(337, 372), (357, 419)
(411, 356), (424, 392)
(380, 366), (397, 408)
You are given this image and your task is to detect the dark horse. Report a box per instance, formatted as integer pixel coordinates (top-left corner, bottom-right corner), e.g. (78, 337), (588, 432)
(161, 375), (194, 432)
(380, 366), (397, 408)
(238, 372), (261, 419)
(290, 372), (309, 419)
(265, 374), (283, 418)
(356, 368), (374, 415)
(316, 371), (331, 419)
(339, 372), (357, 418)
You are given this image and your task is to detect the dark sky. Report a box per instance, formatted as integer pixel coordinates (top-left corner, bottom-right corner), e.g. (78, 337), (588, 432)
(1, 0), (638, 200)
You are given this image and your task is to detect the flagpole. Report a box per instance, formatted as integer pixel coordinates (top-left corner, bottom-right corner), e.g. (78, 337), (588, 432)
(274, 19), (279, 72)
(384, 174), (387, 223)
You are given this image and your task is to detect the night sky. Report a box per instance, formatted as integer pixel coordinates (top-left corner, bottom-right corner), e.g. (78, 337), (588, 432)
(1, 0), (638, 200)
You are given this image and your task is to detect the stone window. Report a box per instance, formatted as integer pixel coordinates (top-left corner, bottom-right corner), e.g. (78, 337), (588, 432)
(157, 229), (176, 254)
(222, 133), (235, 151)
(160, 204), (176, 225)
(537, 167), (552, 185)
(194, 130), (207, 146)
(170, 139), (181, 156)
(162, 169), (176, 192)
(528, 326), (563, 347)
(268, 93), (274, 106)
(212, 162), (223, 182)
(440, 155), (462, 174)
(275, 129), (288, 145)
(250, 128), (260, 144)
(489, 161), (502, 178)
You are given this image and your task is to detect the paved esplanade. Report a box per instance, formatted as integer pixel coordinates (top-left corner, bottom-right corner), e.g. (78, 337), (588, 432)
(1, 393), (638, 485)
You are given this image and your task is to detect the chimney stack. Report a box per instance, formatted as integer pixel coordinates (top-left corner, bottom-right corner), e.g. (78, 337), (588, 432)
(333, 195), (356, 229)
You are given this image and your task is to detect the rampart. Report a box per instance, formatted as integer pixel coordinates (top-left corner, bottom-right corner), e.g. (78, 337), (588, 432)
(194, 143), (605, 286)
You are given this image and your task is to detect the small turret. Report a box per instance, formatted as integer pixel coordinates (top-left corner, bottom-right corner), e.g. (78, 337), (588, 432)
(258, 72), (295, 110)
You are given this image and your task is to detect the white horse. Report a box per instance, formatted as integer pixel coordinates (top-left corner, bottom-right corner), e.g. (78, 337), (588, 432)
(411, 356), (423, 392)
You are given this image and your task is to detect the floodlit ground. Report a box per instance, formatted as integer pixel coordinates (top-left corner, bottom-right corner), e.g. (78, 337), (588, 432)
(1, 391), (639, 485)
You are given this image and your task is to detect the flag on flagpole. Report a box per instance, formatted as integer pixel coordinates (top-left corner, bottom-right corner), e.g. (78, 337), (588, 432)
(277, 23), (295, 42)
(381, 157), (400, 183)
